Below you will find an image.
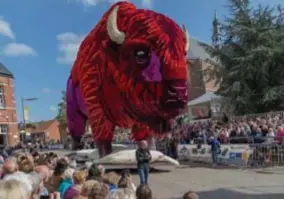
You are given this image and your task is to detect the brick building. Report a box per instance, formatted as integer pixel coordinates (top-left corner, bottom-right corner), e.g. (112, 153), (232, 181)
(26, 119), (61, 143)
(0, 63), (18, 147)
(186, 36), (218, 101)
(186, 37), (218, 118)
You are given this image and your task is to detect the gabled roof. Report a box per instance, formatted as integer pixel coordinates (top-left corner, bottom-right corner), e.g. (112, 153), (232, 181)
(187, 36), (213, 61)
(31, 119), (57, 133)
(0, 62), (14, 79)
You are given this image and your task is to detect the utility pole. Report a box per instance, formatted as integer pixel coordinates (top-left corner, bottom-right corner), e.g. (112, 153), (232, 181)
(21, 97), (26, 142)
(21, 97), (38, 143)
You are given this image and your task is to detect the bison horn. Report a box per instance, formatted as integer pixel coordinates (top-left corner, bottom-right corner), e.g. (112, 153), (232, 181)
(107, 6), (126, 45)
(182, 24), (190, 52)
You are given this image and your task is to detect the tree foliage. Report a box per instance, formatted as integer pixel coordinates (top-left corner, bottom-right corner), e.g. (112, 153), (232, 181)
(56, 90), (67, 142)
(56, 90), (67, 128)
(203, 0), (284, 115)
(25, 123), (36, 129)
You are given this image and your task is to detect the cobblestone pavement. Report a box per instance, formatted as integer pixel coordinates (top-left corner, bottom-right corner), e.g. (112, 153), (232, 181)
(131, 165), (284, 199)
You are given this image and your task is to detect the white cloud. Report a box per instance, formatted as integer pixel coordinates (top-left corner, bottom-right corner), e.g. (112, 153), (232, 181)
(0, 17), (15, 40)
(49, 106), (57, 112)
(77, 0), (123, 6)
(141, 0), (152, 8)
(75, 0), (152, 8)
(78, 0), (102, 6)
(109, 0), (128, 3)
(56, 32), (85, 64)
(41, 88), (52, 93)
(3, 43), (37, 57)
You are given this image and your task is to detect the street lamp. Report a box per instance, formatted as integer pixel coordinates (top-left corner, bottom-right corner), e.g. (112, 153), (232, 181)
(21, 97), (38, 143)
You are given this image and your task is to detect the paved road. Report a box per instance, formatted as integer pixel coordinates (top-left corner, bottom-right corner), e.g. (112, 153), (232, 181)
(131, 165), (284, 199)
(46, 150), (284, 199)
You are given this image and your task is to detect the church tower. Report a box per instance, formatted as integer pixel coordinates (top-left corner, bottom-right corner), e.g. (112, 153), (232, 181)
(212, 10), (220, 48)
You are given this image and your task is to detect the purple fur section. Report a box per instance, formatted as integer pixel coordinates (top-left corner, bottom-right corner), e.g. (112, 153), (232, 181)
(66, 77), (87, 138)
(75, 86), (88, 116)
(142, 52), (162, 82)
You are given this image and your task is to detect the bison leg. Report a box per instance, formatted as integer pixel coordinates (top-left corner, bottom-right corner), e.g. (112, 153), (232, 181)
(66, 77), (88, 150)
(90, 115), (115, 157)
(79, 86), (115, 157)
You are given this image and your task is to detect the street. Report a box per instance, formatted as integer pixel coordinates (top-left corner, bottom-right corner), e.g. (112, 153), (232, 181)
(131, 165), (284, 199)
(48, 150), (284, 198)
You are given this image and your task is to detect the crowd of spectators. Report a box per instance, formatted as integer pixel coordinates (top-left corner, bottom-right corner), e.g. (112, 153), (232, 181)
(0, 150), (199, 199)
(178, 114), (284, 145)
(110, 114), (284, 146)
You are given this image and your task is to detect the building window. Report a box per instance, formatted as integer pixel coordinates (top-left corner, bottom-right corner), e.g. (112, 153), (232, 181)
(0, 124), (8, 134)
(0, 124), (8, 145)
(0, 86), (5, 108)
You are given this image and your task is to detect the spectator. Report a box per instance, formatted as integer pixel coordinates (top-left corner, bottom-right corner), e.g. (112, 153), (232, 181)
(30, 172), (45, 199)
(2, 158), (18, 175)
(3, 168), (33, 193)
(58, 168), (74, 198)
(86, 163), (105, 181)
(103, 171), (120, 194)
(77, 180), (98, 198)
(45, 159), (68, 194)
(109, 188), (136, 199)
(17, 154), (35, 173)
(0, 155), (4, 164)
(35, 165), (51, 197)
(89, 182), (109, 199)
(136, 184), (153, 199)
(136, 140), (152, 185)
(208, 136), (220, 167)
(276, 126), (284, 144)
(266, 128), (275, 143)
(117, 169), (136, 191)
(182, 191), (199, 199)
(0, 180), (29, 199)
(64, 170), (86, 199)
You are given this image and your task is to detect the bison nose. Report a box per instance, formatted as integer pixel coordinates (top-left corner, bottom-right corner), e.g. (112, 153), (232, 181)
(161, 80), (188, 109)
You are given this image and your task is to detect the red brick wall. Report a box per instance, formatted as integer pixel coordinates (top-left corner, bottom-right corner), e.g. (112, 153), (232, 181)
(201, 61), (218, 92)
(46, 120), (61, 141)
(0, 76), (18, 146)
(186, 59), (218, 102)
(186, 59), (206, 101)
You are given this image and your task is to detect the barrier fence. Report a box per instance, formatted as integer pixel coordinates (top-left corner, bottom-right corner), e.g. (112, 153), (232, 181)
(230, 111), (284, 121)
(175, 136), (284, 168)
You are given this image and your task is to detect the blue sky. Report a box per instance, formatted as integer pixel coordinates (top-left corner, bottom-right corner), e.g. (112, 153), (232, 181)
(0, 0), (282, 122)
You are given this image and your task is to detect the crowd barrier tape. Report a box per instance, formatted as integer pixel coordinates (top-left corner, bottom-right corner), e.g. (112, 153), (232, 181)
(178, 144), (253, 166)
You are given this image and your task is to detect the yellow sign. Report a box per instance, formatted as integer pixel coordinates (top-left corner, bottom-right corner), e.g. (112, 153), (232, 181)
(24, 106), (29, 121)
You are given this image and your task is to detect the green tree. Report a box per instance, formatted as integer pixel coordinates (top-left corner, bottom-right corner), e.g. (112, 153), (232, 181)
(56, 90), (67, 142)
(25, 123), (36, 129)
(203, 0), (284, 115)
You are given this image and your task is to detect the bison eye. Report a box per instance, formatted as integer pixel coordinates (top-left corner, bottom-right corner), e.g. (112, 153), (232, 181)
(135, 49), (150, 65)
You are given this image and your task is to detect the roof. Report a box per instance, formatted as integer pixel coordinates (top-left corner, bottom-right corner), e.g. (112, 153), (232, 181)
(31, 119), (57, 133)
(187, 36), (213, 61)
(187, 91), (222, 106)
(0, 62), (14, 79)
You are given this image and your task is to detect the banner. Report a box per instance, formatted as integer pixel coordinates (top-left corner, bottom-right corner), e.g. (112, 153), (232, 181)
(178, 144), (252, 166)
(24, 106), (29, 121)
